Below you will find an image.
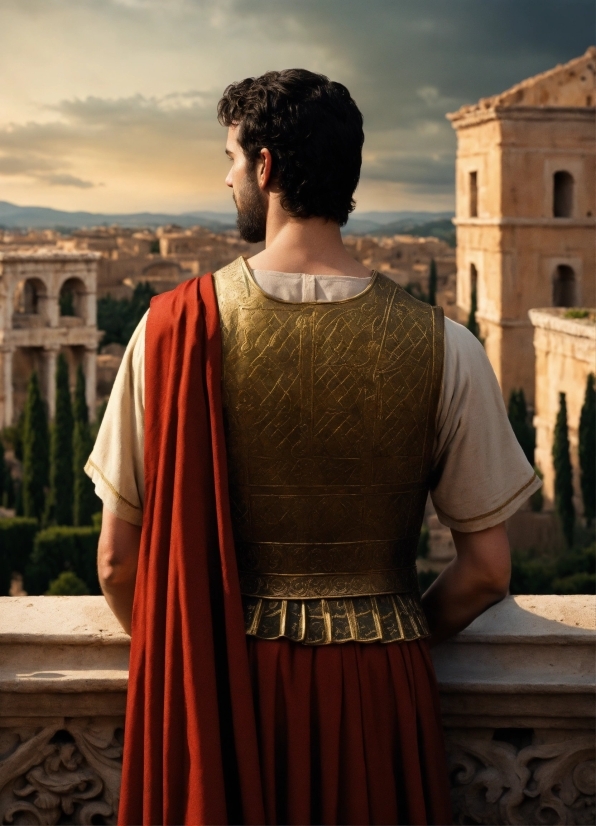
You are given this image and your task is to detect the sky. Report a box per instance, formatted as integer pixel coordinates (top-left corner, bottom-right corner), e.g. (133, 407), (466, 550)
(0, 0), (593, 215)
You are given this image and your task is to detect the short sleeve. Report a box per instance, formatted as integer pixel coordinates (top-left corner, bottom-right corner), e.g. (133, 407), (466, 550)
(84, 312), (147, 526)
(430, 318), (541, 533)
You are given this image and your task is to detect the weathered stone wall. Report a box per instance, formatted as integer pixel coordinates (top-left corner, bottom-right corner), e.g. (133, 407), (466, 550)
(0, 250), (102, 425)
(530, 308), (596, 511)
(449, 49), (596, 404)
(0, 595), (593, 825)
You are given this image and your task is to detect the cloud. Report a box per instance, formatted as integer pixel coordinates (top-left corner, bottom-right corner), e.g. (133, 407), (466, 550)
(0, 0), (592, 210)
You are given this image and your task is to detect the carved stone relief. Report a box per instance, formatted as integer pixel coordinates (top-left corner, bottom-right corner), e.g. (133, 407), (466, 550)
(0, 718), (123, 825)
(447, 734), (595, 826)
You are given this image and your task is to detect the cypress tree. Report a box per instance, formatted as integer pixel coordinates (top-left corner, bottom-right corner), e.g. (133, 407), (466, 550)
(22, 372), (49, 521)
(0, 439), (5, 506)
(552, 392), (575, 547)
(579, 373), (595, 527)
(428, 258), (438, 306)
(508, 388), (535, 465)
(45, 354), (74, 525)
(467, 281), (481, 339)
(73, 366), (97, 526)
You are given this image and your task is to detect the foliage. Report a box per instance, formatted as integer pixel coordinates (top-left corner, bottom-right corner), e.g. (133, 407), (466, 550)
(2, 410), (25, 462)
(467, 280), (481, 340)
(579, 373), (595, 527)
(404, 282), (428, 303)
(22, 372), (49, 521)
(428, 258), (437, 305)
(0, 440), (5, 504)
(417, 524), (429, 558)
(92, 399), (108, 441)
(149, 239), (160, 254)
(0, 517), (38, 595)
(417, 569), (438, 593)
(563, 309), (592, 320)
(46, 570), (89, 596)
(552, 392), (575, 547)
(507, 389), (535, 465)
(530, 466), (544, 513)
(73, 367), (99, 526)
(97, 282), (156, 347)
(25, 525), (101, 595)
(45, 354), (74, 526)
(510, 541), (595, 596)
(59, 288), (75, 316)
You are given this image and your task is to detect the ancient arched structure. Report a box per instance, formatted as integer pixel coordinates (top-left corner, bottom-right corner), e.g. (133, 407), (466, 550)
(0, 251), (101, 425)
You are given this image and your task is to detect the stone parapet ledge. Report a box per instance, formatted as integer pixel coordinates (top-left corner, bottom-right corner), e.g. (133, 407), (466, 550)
(0, 595), (594, 825)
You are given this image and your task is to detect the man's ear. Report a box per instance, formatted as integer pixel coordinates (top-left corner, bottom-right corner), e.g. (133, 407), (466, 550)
(258, 147), (273, 191)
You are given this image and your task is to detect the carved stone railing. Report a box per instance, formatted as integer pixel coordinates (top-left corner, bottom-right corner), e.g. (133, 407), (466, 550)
(0, 595), (593, 825)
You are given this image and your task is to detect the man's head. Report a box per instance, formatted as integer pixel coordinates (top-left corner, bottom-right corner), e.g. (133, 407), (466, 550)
(218, 69), (364, 243)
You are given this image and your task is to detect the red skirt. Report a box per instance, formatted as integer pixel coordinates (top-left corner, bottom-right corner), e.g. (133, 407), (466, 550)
(247, 637), (452, 826)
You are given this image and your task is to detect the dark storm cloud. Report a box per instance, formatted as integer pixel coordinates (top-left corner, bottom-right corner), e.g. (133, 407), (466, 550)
(1, 0), (593, 206)
(220, 0), (594, 195)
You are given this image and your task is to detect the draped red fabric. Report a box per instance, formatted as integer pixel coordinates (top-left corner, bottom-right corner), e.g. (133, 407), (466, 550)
(247, 636), (453, 826)
(118, 273), (452, 826)
(118, 275), (266, 825)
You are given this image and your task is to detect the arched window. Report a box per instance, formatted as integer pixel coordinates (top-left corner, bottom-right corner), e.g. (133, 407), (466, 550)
(553, 171), (574, 218)
(59, 277), (87, 322)
(552, 265), (576, 307)
(13, 278), (47, 316)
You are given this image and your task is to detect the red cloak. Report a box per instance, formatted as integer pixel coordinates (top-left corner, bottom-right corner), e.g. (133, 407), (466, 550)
(118, 273), (452, 826)
(119, 274), (265, 825)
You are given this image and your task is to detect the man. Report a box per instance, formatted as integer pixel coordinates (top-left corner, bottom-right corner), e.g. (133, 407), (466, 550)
(87, 69), (540, 826)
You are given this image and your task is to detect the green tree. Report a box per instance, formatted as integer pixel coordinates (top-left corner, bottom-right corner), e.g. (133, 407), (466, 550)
(22, 372), (49, 521)
(46, 570), (89, 596)
(0, 439), (6, 506)
(579, 373), (595, 527)
(73, 366), (97, 526)
(97, 282), (156, 348)
(508, 389), (535, 465)
(552, 392), (575, 547)
(45, 354), (74, 526)
(428, 258), (437, 306)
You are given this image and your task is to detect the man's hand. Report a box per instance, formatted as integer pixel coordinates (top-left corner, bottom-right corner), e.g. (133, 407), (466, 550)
(421, 522), (511, 647)
(97, 507), (141, 636)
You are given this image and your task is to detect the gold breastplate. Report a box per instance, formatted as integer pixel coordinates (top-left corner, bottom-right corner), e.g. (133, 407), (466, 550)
(213, 257), (444, 644)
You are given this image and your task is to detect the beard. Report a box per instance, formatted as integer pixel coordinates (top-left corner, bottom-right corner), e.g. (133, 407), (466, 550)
(234, 171), (267, 243)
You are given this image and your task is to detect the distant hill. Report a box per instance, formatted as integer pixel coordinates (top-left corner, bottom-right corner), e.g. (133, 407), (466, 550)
(0, 201), (237, 231)
(374, 217), (456, 247)
(343, 211), (454, 239)
(0, 200), (454, 242)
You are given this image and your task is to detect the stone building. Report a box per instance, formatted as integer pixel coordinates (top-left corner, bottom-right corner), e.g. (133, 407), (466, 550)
(448, 48), (596, 403)
(529, 308), (595, 513)
(0, 250), (101, 425)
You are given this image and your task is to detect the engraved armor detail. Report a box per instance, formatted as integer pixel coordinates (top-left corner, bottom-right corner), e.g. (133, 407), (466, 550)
(213, 257), (444, 644)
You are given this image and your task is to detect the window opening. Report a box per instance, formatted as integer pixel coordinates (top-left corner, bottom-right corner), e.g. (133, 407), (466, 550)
(553, 171), (574, 218)
(553, 265), (576, 307)
(469, 171), (478, 218)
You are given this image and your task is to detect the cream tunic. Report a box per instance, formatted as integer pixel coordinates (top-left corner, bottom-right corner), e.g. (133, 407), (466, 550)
(85, 268), (540, 532)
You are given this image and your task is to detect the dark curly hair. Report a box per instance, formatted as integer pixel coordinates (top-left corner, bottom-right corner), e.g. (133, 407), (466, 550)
(217, 69), (364, 226)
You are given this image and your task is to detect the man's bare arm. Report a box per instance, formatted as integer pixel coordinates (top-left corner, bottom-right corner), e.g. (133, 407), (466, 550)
(97, 507), (141, 636)
(421, 522), (511, 647)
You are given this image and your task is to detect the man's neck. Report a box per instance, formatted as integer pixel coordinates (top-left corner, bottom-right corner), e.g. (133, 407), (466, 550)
(247, 213), (370, 279)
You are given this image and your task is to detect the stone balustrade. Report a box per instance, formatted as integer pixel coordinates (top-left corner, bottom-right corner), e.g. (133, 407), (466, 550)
(0, 595), (593, 825)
